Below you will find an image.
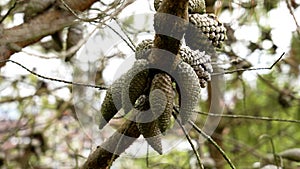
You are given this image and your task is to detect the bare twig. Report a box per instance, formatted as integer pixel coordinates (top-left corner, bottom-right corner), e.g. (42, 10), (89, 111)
(259, 135), (281, 169)
(60, 0), (135, 22)
(194, 110), (300, 124)
(212, 52), (285, 76)
(172, 111), (204, 169)
(0, 85), (67, 104)
(20, 50), (60, 59)
(60, 0), (102, 22)
(188, 119), (236, 169)
(0, 59), (107, 90)
(285, 0), (300, 36)
(57, 0), (136, 58)
(114, 18), (136, 49)
(60, 21), (99, 58)
(105, 23), (136, 52)
(0, 0), (17, 23)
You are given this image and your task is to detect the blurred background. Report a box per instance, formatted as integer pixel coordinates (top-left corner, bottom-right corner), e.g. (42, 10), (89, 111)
(0, 0), (300, 168)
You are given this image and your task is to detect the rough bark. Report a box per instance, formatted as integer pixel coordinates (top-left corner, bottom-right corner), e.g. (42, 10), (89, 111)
(81, 119), (140, 169)
(0, 0), (97, 68)
(149, 0), (189, 69)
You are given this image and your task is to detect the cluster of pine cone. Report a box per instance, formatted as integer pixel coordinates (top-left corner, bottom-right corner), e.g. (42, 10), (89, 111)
(98, 0), (226, 154)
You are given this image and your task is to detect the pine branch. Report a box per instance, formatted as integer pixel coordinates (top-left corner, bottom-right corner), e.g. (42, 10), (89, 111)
(81, 119), (140, 169)
(81, 0), (190, 168)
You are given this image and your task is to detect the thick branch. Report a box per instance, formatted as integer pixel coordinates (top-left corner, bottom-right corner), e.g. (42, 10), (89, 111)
(149, 0), (189, 69)
(0, 0), (97, 68)
(81, 119), (140, 169)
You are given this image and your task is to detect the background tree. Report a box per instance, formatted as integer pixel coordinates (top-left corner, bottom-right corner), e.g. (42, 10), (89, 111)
(0, 0), (300, 169)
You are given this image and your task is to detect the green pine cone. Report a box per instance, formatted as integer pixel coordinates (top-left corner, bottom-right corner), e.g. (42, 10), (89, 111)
(173, 61), (201, 124)
(99, 75), (125, 129)
(149, 73), (174, 133)
(121, 59), (150, 114)
(137, 110), (163, 155)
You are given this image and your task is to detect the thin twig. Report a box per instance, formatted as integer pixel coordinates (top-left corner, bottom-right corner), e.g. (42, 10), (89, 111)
(20, 50), (60, 59)
(114, 18), (136, 49)
(0, 0), (17, 23)
(194, 110), (300, 124)
(212, 52), (285, 76)
(188, 120), (236, 169)
(105, 23), (136, 52)
(259, 135), (281, 169)
(172, 111), (204, 169)
(285, 0), (300, 36)
(60, 0), (135, 23)
(0, 59), (107, 90)
(60, 0), (102, 22)
(57, 0), (136, 59)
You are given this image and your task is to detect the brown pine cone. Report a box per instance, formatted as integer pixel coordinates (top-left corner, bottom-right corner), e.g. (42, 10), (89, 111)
(187, 13), (226, 48)
(136, 110), (163, 155)
(149, 73), (174, 134)
(99, 75), (126, 129)
(173, 61), (201, 124)
(135, 39), (153, 60)
(179, 46), (213, 88)
(121, 60), (150, 114)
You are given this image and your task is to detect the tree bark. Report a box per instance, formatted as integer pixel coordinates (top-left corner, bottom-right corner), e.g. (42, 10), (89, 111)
(150, 0), (189, 69)
(0, 0), (97, 68)
(81, 119), (141, 169)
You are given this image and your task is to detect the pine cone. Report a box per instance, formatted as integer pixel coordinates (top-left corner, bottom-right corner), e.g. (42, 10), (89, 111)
(135, 39), (213, 88)
(135, 39), (153, 60)
(137, 110), (163, 155)
(99, 75), (126, 129)
(189, 0), (206, 14)
(179, 46), (213, 88)
(187, 13), (226, 48)
(154, 0), (206, 14)
(122, 60), (150, 113)
(149, 73), (174, 134)
(173, 61), (201, 124)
